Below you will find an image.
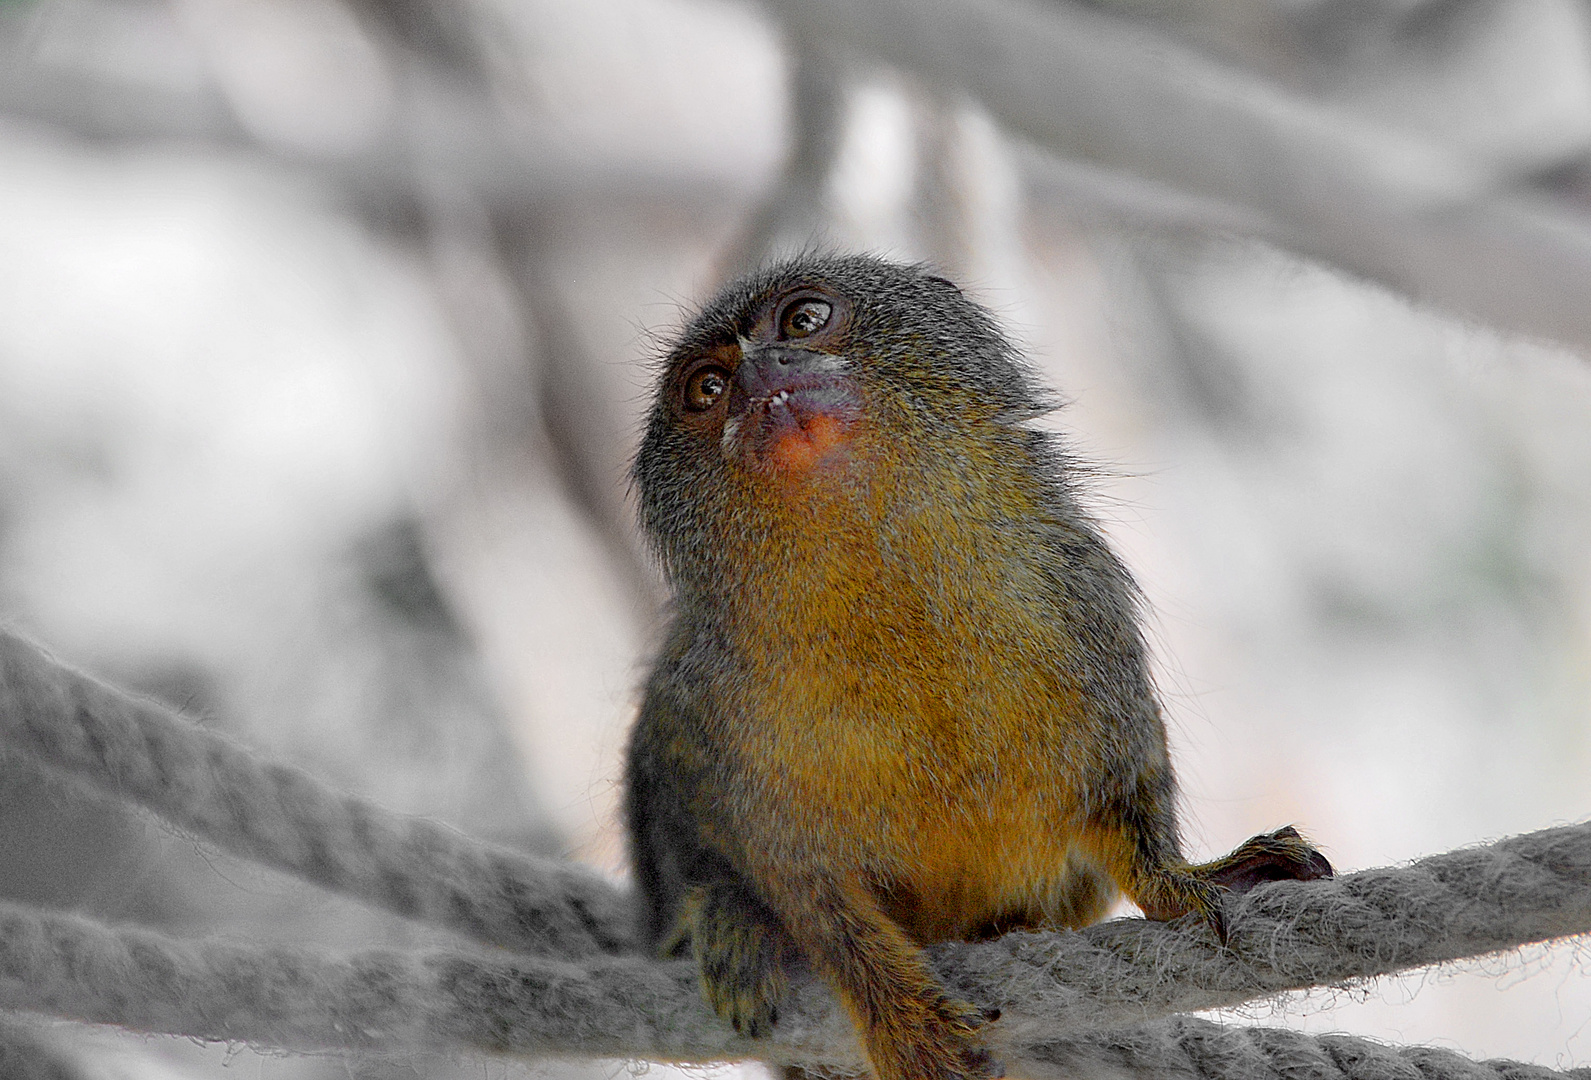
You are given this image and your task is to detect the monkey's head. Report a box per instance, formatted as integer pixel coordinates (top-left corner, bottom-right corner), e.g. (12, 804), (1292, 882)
(635, 255), (1055, 594)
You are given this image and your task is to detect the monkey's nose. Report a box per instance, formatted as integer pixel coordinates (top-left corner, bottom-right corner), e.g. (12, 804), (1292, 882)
(732, 345), (848, 405)
(723, 345), (861, 474)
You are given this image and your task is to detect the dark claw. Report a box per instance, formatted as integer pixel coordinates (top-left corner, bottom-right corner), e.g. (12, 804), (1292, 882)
(1206, 900), (1230, 946)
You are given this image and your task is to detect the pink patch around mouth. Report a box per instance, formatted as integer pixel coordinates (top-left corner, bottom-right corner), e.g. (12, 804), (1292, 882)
(769, 411), (849, 472)
(734, 389), (855, 475)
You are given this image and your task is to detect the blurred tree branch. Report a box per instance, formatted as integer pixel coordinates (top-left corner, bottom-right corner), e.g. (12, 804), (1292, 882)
(718, 41), (848, 277)
(9, 0), (1591, 353)
(762, 0), (1591, 353)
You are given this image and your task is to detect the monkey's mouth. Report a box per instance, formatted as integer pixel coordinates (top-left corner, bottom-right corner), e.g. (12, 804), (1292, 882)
(723, 350), (861, 475)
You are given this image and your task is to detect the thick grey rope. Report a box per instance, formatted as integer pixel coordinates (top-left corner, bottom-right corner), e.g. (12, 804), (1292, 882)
(0, 898), (718, 1062)
(1, 630), (1587, 1072)
(942, 819), (1591, 1043)
(0, 816), (1587, 1072)
(0, 630), (631, 958)
(0, 898), (1585, 1078)
(1026, 1015), (1591, 1080)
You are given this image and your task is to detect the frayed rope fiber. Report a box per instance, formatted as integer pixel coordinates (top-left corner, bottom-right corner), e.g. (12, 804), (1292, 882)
(0, 628), (1587, 1075)
(0, 630), (632, 958)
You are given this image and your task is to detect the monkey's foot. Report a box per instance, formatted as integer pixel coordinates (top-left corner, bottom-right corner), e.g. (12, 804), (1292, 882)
(866, 989), (1003, 1080)
(686, 882), (794, 1038)
(1197, 826), (1334, 893)
(1137, 827), (1333, 943)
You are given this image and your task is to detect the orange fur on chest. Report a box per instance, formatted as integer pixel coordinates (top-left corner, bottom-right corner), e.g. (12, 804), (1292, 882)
(738, 647), (1092, 938)
(723, 467), (1097, 937)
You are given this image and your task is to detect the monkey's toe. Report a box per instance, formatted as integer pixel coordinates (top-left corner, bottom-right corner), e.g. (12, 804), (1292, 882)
(864, 988), (1003, 1080)
(720, 993), (780, 1040)
(878, 1022), (1003, 1080)
(698, 933), (788, 1037)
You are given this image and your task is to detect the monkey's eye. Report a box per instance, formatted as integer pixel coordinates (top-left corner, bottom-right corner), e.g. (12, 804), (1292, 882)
(779, 298), (833, 339)
(683, 365), (730, 412)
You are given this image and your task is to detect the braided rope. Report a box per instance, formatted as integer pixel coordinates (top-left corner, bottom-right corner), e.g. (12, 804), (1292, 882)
(0, 896), (1586, 1078)
(1027, 1015), (1591, 1080)
(0, 630), (631, 959)
(0, 629), (1586, 1074)
(0, 898), (725, 1063)
(0, 811), (1587, 1074)
(944, 820), (1591, 1043)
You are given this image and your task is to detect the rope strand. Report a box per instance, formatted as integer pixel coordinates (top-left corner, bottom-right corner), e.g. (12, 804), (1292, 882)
(0, 630), (631, 959)
(0, 629), (1586, 1074)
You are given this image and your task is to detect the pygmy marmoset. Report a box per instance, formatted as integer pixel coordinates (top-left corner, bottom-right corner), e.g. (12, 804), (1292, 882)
(626, 255), (1331, 1080)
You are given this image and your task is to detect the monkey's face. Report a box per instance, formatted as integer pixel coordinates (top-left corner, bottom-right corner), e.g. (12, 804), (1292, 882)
(675, 284), (863, 479)
(634, 256), (1048, 589)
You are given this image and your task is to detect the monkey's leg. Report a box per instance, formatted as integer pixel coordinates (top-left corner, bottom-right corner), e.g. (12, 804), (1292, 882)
(1098, 815), (1229, 936)
(684, 878), (797, 1038)
(757, 871), (1001, 1080)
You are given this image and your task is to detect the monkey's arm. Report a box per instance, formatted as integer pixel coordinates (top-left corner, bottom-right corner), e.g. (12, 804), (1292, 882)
(625, 678), (805, 1038)
(624, 683), (723, 952)
(1035, 526), (1332, 940)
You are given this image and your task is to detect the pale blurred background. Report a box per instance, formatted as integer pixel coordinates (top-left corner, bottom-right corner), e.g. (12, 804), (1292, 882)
(0, 0), (1588, 1076)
